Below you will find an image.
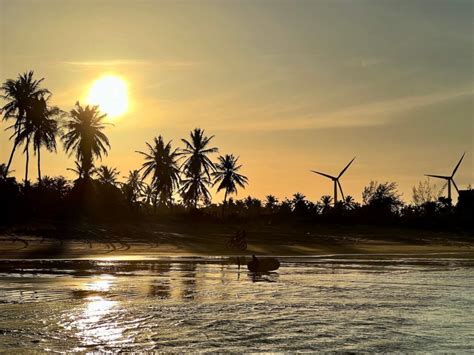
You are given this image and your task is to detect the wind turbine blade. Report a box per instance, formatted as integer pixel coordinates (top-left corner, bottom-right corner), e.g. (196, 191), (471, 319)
(425, 174), (449, 180)
(451, 152), (465, 177)
(338, 157), (356, 178)
(337, 180), (345, 201)
(451, 179), (460, 194)
(311, 170), (336, 180)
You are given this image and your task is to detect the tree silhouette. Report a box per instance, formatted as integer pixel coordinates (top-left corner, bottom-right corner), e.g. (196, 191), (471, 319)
(137, 136), (181, 207)
(265, 195), (279, 211)
(180, 128), (217, 208)
(62, 102), (110, 180)
(362, 181), (403, 215)
(412, 178), (439, 206)
(122, 170), (146, 207)
(212, 154), (248, 214)
(320, 195), (333, 212)
(180, 171), (212, 208)
(1, 71), (50, 178)
(142, 183), (159, 212)
(95, 165), (120, 186)
(67, 160), (88, 182)
(16, 97), (62, 183)
(292, 192), (308, 215)
(343, 195), (357, 210)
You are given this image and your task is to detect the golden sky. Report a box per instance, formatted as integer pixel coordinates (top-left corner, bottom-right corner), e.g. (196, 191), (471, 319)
(0, 0), (473, 202)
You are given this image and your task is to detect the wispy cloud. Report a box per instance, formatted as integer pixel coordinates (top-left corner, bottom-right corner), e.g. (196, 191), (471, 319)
(58, 59), (198, 68)
(160, 86), (474, 132)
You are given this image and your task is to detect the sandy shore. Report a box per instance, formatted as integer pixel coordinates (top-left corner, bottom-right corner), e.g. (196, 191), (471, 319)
(0, 221), (472, 259)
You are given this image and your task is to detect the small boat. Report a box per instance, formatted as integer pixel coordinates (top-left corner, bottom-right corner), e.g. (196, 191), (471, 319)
(247, 255), (280, 272)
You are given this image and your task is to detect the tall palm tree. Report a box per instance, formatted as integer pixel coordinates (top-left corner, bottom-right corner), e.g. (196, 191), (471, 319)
(212, 154), (248, 212)
(62, 102), (110, 180)
(95, 165), (120, 186)
(16, 96), (62, 183)
(180, 128), (218, 208)
(136, 136), (181, 206)
(1, 71), (50, 177)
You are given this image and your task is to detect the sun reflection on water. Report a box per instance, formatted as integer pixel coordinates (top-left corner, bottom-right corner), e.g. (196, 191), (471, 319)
(74, 296), (122, 346)
(85, 275), (113, 292)
(69, 275), (124, 348)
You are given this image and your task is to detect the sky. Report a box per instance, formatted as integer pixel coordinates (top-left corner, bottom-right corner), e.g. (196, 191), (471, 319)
(0, 0), (473, 203)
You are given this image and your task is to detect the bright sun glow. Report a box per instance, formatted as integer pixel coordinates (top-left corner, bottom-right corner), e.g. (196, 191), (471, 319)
(87, 75), (128, 118)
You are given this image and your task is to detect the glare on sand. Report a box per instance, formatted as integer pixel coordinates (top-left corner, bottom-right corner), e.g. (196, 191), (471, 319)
(86, 75), (128, 118)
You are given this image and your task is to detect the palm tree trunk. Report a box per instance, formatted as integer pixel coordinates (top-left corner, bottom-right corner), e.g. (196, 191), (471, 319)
(37, 147), (42, 183)
(5, 139), (18, 177)
(222, 190), (228, 217)
(24, 138), (30, 183)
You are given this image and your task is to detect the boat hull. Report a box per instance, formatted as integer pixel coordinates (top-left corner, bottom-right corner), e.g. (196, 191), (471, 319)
(247, 258), (280, 272)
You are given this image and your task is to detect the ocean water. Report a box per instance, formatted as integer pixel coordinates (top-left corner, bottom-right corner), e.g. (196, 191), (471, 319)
(0, 255), (473, 352)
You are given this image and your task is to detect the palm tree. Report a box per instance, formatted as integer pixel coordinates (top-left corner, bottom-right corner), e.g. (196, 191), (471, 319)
(95, 165), (120, 186)
(16, 97), (62, 183)
(67, 160), (87, 182)
(265, 195), (279, 211)
(292, 192), (308, 214)
(136, 136), (181, 206)
(62, 102), (110, 180)
(180, 171), (212, 208)
(1, 71), (50, 177)
(122, 170), (146, 205)
(212, 154), (248, 213)
(320, 195), (333, 212)
(343, 195), (357, 210)
(142, 183), (159, 210)
(180, 128), (218, 208)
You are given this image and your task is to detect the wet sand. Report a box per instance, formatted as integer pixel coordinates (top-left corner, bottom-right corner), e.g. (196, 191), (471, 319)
(0, 222), (472, 259)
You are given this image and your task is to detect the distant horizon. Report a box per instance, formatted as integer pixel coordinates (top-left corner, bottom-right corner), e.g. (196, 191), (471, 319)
(1, 0), (473, 202)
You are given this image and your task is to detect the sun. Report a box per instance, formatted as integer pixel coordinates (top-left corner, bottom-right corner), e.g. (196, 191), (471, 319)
(86, 75), (128, 118)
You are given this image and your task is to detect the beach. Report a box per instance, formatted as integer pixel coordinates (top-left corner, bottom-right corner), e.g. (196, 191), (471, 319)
(1, 221), (472, 259)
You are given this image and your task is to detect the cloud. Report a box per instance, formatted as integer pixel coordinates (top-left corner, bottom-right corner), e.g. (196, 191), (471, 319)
(186, 86), (474, 132)
(58, 59), (198, 68)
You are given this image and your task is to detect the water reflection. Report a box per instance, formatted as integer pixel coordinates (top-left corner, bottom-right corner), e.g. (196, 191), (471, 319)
(249, 271), (279, 283)
(149, 281), (170, 299)
(0, 256), (473, 352)
(66, 276), (122, 349)
(180, 263), (197, 300)
(73, 296), (121, 347)
(86, 275), (113, 292)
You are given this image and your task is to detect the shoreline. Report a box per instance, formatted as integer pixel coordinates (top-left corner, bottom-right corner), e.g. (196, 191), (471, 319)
(0, 221), (472, 260)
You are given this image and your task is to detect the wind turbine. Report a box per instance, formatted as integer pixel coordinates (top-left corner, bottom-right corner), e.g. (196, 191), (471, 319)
(311, 157), (356, 206)
(425, 153), (465, 203)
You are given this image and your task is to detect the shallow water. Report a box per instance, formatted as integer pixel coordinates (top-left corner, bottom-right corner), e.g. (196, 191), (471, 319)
(0, 255), (473, 352)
